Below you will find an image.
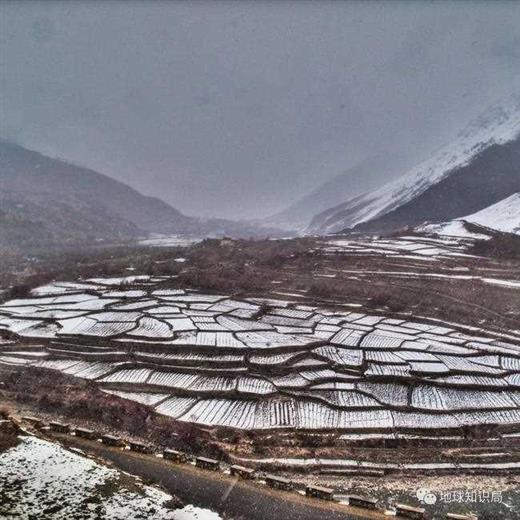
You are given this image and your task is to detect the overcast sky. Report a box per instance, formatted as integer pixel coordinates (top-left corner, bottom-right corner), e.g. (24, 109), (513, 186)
(1, 1), (519, 219)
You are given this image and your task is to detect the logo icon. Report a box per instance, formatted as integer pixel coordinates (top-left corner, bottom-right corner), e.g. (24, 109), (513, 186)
(416, 488), (438, 505)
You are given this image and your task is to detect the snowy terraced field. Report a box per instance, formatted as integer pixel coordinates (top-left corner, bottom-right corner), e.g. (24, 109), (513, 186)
(317, 234), (520, 290)
(321, 235), (482, 262)
(1, 277), (520, 434)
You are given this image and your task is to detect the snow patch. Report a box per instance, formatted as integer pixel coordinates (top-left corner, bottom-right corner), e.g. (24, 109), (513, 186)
(0, 436), (221, 519)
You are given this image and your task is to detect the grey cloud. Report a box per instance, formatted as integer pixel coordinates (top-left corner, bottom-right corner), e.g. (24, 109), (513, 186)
(1, 1), (519, 219)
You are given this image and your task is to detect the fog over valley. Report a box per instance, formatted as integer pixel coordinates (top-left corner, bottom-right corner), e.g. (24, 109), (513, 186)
(1, 1), (519, 219)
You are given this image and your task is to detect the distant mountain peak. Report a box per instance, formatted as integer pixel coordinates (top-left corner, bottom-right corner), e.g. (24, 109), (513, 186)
(263, 152), (408, 233)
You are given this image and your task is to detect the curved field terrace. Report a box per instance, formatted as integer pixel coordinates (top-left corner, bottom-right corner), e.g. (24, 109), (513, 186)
(1, 276), (520, 437)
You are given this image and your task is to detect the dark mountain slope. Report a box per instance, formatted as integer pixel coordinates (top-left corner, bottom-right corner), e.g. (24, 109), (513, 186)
(351, 135), (520, 234)
(307, 94), (520, 235)
(0, 141), (195, 238)
(0, 194), (138, 248)
(0, 141), (278, 249)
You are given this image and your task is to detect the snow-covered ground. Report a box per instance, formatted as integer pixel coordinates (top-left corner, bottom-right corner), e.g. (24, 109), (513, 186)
(0, 435), (221, 519)
(419, 220), (491, 239)
(335, 268), (520, 290)
(138, 235), (201, 247)
(422, 193), (520, 237)
(322, 234), (479, 261)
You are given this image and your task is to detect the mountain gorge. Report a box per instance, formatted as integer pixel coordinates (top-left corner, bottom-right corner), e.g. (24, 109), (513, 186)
(265, 153), (408, 232)
(0, 141), (272, 250)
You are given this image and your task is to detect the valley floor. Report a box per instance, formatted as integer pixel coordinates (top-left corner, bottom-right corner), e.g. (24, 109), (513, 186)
(1, 231), (519, 519)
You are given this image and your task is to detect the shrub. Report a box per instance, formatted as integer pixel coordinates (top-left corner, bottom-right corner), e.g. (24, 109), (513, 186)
(308, 280), (335, 298)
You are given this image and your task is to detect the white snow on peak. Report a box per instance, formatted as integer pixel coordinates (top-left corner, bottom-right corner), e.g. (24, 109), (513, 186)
(422, 193), (520, 238)
(312, 93), (520, 234)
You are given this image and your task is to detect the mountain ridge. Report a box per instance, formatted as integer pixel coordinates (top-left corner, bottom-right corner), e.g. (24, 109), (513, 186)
(420, 192), (520, 237)
(0, 140), (276, 249)
(308, 94), (520, 235)
(263, 153), (407, 232)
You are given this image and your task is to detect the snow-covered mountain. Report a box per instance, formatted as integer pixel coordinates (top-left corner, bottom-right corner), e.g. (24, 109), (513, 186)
(421, 193), (520, 237)
(264, 153), (407, 233)
(308, 94), (520, 235)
